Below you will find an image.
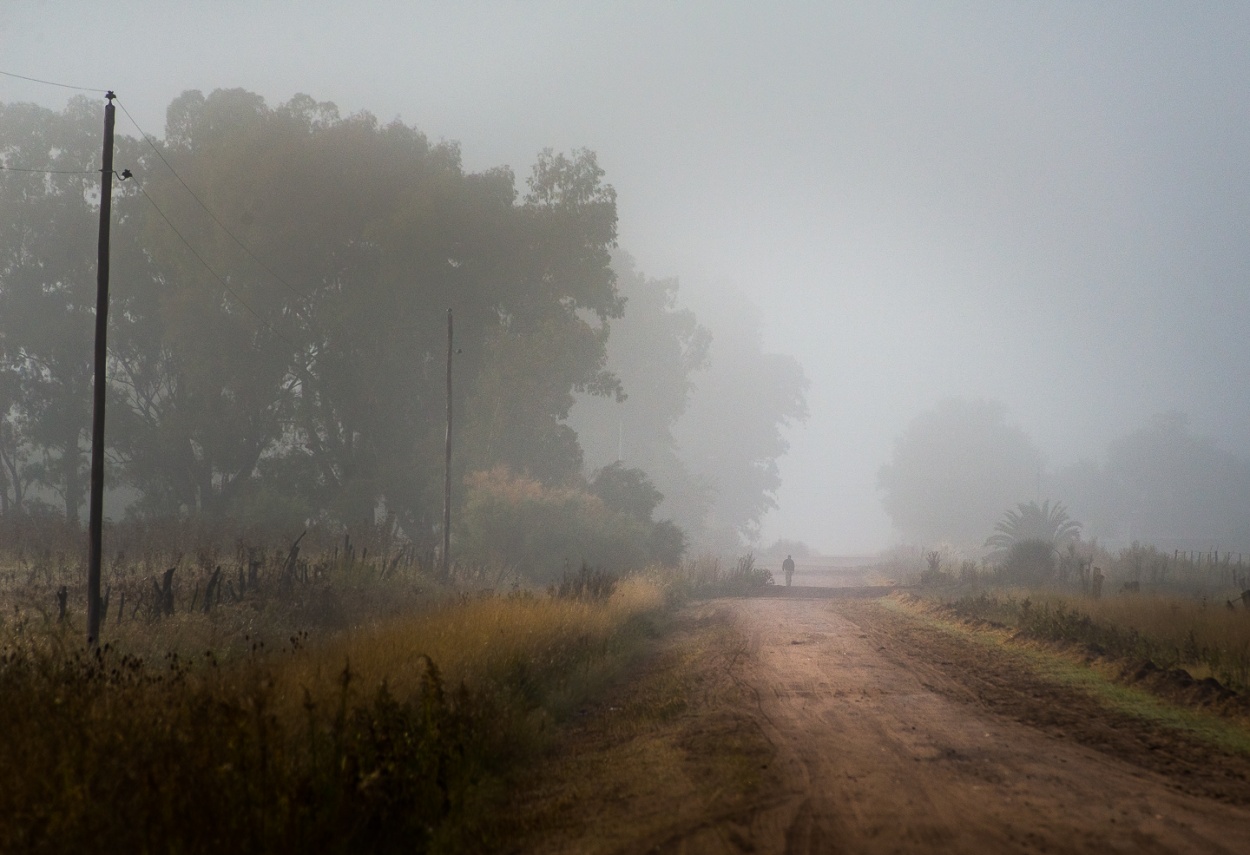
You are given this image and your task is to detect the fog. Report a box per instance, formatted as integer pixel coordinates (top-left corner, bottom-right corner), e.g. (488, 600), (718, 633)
(4, 2), (1249, 553)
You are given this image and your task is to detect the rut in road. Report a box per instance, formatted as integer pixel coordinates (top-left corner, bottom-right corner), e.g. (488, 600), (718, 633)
(663, 597), (1250, 855)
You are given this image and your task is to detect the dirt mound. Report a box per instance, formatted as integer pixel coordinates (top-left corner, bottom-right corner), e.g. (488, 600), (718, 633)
(1129, 659), (1247, 712)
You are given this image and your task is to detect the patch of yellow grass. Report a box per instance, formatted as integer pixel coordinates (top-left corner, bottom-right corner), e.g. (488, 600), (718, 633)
(1075, 591), (1248, 638)
(271, 575), (665, 715)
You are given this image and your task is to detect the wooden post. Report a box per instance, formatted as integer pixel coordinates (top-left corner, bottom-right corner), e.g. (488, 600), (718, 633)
(86, 92), (116, 646)
(442, 308), (453, 582)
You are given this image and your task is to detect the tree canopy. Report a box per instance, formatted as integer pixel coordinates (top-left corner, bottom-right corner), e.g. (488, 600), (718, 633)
(568, 258), (808, 551)
(1052, 412), (1250, 551)
(567, 253), (713, 539)
(1, 91), (808, 561)
(0, 97), (146, 521)
(672, 291), (808, 548)
(878, 398), (1043, 546)
(1, 91), (622, 543)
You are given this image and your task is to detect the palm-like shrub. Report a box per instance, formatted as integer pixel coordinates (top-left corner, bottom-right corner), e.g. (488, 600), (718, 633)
(985, 500), (1081, 552)
(986, 500), (1081, 583)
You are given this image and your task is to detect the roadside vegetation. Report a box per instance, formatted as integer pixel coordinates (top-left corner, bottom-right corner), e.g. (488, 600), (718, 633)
(0, 534), (658, 852)
(0, 512), (768, 854)
(933, 589), (1250, 695)
(665, 552), (774, 599)
(889, 502), (1250, 713)
(0, 80), (798, 855)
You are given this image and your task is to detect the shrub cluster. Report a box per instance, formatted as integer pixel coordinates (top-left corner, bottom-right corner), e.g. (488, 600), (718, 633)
(457, 467), (682, 585)
(667, 552), (773, 600)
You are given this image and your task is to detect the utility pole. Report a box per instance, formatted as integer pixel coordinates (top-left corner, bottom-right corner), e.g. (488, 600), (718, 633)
(442, 308), (453, 581)
(87, 92), (116, 645)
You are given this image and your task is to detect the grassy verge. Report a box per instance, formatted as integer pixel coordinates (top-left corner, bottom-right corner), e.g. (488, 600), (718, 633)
(884, 593), (1250, 756)
(0, 576), (666, 854)
(492, 604), (779, 853)
(924, 587), (1250, 691)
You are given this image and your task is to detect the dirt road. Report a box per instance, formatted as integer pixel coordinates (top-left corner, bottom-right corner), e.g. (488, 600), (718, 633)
(672, 596), (1250, 853)
(511, 594), (1250, 853)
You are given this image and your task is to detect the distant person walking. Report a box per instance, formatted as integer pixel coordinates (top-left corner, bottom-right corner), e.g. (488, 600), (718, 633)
(782, 554), (795, 587)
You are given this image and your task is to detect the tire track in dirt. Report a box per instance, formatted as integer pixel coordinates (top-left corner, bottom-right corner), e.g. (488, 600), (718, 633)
(669, 597), (1250, 854)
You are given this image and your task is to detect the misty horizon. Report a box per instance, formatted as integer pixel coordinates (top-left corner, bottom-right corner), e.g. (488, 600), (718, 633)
(3, 2), (1248, 554)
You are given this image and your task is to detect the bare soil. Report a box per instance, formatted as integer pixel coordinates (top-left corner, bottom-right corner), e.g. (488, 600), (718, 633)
(505, 594), (1250, 854)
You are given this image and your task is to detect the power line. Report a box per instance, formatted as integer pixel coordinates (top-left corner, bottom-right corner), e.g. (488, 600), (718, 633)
(0, 164), (98, 175)
(115, 98), (311, 304)
(133, 182), (300, 353)
(0, 69), (110, 94)
(0, 84), (303, 352)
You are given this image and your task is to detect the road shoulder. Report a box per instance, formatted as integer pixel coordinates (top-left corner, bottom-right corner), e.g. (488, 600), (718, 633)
(493, 604), (782, 854)
(866, 594), (1250, 803)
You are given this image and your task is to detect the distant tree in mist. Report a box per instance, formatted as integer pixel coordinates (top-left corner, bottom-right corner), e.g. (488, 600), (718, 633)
(671, 290), (808, 550)
(1052, 412), (1250, 550)
(570, 260), (809, 552)
(878, 398), (1043, 547)
(566, 253), (715, 542)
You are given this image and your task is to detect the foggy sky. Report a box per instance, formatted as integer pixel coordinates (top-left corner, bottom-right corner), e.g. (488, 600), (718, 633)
(3, 2), (1249, 553)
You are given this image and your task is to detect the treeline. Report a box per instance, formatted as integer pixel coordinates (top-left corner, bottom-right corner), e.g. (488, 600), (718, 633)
(878, 399), (1250, 552)
(0, 91), (806, 565)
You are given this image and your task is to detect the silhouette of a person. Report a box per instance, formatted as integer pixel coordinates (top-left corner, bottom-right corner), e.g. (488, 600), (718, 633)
(782, 554), (795, 587)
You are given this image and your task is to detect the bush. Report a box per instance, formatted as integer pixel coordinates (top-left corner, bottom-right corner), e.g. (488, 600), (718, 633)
(552, 563), (618, 601)
(458, 467), (682, 585)
(1000, 538), (1056, 584)
(668, 552), (773, 599)
(647, 520), (686, 567)
(724, 553), (774, 594)
(919, 550), (950, 586)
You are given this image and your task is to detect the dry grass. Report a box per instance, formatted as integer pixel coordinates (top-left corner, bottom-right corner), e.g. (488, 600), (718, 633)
(937, 587), (1250, 691)
(1065, 591), (1250, 666)
(664, 553), (774, 599)
(0, 538), (669, 855)
(273, 576), (666, 719)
